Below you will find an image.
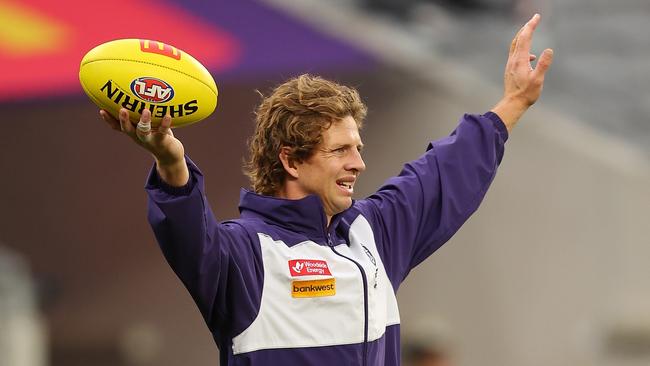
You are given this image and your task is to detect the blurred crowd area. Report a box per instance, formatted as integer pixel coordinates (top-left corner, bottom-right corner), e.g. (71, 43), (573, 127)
(342, 0), (650, 156)
(2, 1), (650, 366)
(361, 0), (524, 18)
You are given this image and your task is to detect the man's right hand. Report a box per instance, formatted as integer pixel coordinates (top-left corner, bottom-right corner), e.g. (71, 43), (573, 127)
(100, 108), (190, 187)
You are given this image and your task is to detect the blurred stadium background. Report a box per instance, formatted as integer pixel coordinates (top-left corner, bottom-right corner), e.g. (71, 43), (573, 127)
(1, 1), (649, 365)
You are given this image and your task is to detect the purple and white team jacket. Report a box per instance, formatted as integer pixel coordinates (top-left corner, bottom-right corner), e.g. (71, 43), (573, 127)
(145, 112), (508, 366)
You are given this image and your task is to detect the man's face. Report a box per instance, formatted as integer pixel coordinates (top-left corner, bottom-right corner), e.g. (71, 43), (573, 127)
(293, 116), (366, 218)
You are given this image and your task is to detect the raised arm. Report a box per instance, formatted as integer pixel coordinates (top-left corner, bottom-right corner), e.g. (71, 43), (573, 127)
(356, 113), (508, 286)
(357, 14), (553, 287)
(99, 108), (262, 337)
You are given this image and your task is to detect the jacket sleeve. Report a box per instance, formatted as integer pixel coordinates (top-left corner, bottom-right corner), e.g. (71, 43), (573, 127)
(355, 112), (508, 287)
(145, 157), (263, 341)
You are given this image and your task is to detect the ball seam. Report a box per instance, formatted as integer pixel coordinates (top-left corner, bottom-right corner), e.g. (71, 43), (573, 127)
(81, 58), (217, 96)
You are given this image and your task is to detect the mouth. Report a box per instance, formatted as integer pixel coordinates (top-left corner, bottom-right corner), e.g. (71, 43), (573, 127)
(336, 178), (355, 195)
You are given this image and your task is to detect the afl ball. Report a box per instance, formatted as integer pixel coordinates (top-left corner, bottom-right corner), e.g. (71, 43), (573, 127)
(79, 39), (218, 128)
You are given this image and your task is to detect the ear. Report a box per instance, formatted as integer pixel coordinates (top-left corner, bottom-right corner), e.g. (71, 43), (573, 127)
(279, 146), (300, 179)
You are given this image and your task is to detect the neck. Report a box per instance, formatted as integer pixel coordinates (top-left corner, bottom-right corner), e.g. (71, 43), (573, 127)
(275, 182), (332, 227)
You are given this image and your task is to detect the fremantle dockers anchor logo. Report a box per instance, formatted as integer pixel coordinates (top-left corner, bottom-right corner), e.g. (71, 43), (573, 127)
(362, 244), (379, 289)
(130, 77), (175, 103)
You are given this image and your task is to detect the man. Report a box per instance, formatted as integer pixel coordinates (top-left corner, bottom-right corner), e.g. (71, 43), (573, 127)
(100, 14), (552, 366)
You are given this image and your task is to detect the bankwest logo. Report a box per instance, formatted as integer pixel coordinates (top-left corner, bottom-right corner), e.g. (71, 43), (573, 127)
(288, 259), (331, 277)
(292, 279), (336, 298)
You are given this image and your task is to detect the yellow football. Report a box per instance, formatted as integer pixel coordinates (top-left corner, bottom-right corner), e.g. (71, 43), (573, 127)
(79, 39), (218, 128)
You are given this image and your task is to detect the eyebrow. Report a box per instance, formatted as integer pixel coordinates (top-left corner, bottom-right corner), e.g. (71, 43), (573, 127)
(328, 143), (364, 150)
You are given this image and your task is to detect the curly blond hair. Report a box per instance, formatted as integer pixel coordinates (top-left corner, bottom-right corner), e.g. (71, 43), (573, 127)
(244, 74), (367, 196)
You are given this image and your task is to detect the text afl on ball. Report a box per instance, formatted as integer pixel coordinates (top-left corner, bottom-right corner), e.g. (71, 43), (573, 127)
(79, 39), (218, 128)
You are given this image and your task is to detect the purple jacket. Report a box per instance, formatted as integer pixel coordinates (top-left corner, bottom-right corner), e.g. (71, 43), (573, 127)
(146, 112), (508, 365)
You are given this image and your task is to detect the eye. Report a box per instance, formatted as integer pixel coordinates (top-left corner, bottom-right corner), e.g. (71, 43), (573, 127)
(332, 147), (346, 153)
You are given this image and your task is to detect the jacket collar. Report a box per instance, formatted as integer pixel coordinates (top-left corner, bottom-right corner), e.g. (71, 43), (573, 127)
(238, 189), (352, 245)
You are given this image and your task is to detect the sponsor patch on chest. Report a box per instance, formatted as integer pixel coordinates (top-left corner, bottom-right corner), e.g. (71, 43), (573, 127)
(291, 279), (336, 298)
(288, 259), (332, 276)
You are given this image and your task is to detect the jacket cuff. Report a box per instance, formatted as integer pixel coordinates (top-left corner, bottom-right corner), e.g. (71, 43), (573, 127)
(145, 156), (198, 196)
(483, 111), (509, 142)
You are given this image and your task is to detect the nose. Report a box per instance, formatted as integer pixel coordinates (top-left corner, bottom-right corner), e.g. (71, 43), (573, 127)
(346, 148), (366, 173)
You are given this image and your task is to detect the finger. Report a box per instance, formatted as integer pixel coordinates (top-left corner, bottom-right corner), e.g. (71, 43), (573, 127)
(509, 28), (523, 56)
(533, 48), (554, 78)
(99, 110), (120, 131)
(529, 54), (537, 61)
(118, 108), (135, 136)
(515, 14), (541, 60)
(136, 109), (153, 143)
(156, 114), (173, 136)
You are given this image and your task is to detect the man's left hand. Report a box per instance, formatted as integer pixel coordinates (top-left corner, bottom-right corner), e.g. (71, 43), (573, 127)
(491, 13), (554, 132)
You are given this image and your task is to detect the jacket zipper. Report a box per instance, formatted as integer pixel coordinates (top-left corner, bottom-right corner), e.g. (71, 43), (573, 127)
(327, 233), (369, 366)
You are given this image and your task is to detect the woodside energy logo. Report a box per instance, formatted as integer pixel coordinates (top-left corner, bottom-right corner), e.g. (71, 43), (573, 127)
(288, 259), (331, 277)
